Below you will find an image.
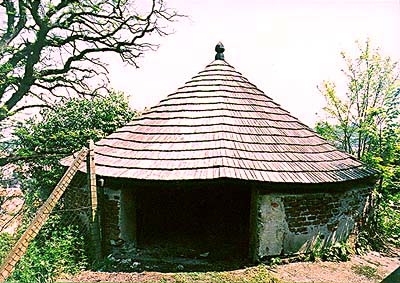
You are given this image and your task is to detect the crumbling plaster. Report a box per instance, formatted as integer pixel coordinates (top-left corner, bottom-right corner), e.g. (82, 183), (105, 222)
(251, 186), (371, 260)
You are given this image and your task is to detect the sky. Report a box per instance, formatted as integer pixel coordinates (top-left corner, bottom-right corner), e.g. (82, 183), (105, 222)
(107, 0), (400, 127)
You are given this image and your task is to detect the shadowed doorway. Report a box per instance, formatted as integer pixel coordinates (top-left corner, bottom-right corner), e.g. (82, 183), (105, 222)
(134, 180), (251, 260)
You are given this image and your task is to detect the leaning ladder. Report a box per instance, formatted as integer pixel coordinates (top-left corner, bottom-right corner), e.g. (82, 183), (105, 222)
(0, 148), (88, 281)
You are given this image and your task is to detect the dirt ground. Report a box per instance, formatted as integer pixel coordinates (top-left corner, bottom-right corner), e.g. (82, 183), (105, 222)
(59, 250), (399, 283)
(271, 251), (399, 283)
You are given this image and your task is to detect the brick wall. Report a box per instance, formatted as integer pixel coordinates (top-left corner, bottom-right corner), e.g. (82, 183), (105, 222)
(100, 183), (372, 261)
(284, 194), (343, 234)
(283, 187), (371, 251)
(252, 185), (372, 260)
(101, 188), (122, 255)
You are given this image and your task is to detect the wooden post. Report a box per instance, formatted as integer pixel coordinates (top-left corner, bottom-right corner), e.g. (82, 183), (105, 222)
(87, 140), (102, 261)
(249, 187), (260, 262)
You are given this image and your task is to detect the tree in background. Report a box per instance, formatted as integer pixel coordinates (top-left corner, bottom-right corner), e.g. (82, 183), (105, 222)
(0, 93), (136, 281)
(0, 0), (179, 121)
(11, 91), (137, 197)
(316, 40), (400, 249)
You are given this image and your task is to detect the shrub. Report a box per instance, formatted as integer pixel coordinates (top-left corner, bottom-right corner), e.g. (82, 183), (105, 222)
(304, 234), (354, 262)
(8, 216), (88, 283)
(322, 242), (354, 262)
(0, 233), (16, 264)
(378, 195), (400, 247)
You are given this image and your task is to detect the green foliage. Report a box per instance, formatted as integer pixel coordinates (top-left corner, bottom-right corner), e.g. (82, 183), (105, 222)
(1, 199), (89, 282)
(355, 230), (372, 254)
(303, 234), (354, 262)
(351, 265), (380, 280)
(0, 92), (136, 281)
(316, 39), (400, 250)
(315, 121), (342, 149)
(269, 257), (282, 267)
(1, 216), (88, 283)
(0, 233), (16, 264)
(316, 40), (399, 161)
(322, 242), (354, 262)
(172, 264), (281, 283)
(13, 91), (136, 199)
(377, 194), (400, 245)
(9, 216), (88, 283)
(303, 234), (325, 262)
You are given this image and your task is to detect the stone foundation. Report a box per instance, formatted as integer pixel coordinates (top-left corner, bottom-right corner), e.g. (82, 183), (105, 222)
(250, 186), (372, 261)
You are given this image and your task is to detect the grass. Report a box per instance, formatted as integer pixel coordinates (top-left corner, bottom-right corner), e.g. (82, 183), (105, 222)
(170, 265), (282, 283)
(55, 264), (285, 283)
(351, 265), (381, 280)
(55, 260), (392, 283)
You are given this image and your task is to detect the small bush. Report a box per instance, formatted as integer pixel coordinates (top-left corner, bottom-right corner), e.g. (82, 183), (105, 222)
(304, 234), (354, 262)
(322, 242), (354, 262)
(356, 191), (400, 252)
(378, 196), (400, 246)
(0, 233), (16, 264)
(269, 257), (282, 267)
(303, 234), (325, 261)
(9, 221), (88, 283)
(355, 230), (371, 255)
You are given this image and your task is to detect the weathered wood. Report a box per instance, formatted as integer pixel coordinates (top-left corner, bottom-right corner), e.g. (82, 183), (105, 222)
(60, 59), (375, 183)
(249, 187), (259, 262)
(0, 148), (88, 282)
(87, 140), (102, 262)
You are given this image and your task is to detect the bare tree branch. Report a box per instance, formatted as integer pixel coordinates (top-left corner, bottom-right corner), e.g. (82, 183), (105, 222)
(0, 0), (182, 121)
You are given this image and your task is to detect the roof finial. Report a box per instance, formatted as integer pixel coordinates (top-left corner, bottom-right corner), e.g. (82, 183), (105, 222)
(215, 42), (225, 60)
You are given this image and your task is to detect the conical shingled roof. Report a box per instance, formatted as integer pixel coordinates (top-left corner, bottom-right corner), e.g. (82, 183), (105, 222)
(63, 43), (376, 183)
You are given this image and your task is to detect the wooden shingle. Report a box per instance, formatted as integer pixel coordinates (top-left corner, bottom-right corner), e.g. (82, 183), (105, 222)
(61, 51), (376, 183)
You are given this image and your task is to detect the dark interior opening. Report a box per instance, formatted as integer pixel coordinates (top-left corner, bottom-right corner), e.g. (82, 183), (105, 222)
(135, 180), (251, 260)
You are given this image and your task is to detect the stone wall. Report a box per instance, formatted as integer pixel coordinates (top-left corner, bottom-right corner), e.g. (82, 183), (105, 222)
(251, 185), (372, 261)
(101, 187), (137, 256)
(100, 181), (372, 261)
(101, 188), (122, 255)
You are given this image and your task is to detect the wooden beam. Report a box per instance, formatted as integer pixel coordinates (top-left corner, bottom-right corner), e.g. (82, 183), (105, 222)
(87, 140), (102, 262)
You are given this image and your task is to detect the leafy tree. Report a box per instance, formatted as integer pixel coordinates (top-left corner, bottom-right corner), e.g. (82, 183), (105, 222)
(11, 91), (137, 197)
(316, 40), (399, 190)
(316, 40), (399, 160)
(0, 93), (135, 280)
(316, 40), (400, 248)
(0, 0), (179, 121)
